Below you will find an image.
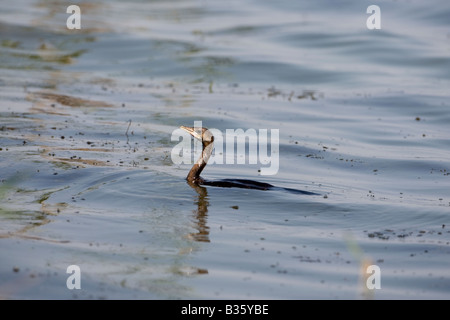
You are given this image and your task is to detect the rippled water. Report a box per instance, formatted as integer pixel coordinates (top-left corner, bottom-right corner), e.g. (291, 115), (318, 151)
(0, 0), (449, 299)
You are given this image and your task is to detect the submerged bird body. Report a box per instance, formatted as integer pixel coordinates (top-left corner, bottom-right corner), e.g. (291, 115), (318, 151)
(180, 125), (317, 195)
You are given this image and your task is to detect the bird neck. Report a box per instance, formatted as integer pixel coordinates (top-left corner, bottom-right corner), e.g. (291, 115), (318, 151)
(187, 141), (214, 183)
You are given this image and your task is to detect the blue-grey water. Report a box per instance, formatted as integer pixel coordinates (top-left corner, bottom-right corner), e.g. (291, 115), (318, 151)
(0, 0), (449, 299)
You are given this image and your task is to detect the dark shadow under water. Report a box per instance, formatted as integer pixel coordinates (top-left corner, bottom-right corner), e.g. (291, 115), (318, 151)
(198, 179), (319, 195)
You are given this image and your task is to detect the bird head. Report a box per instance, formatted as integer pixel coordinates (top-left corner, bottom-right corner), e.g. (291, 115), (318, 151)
(180, 126), (214, 144)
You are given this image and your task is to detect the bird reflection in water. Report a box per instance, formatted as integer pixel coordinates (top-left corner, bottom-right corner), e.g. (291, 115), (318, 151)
(187, 180), (210, 243)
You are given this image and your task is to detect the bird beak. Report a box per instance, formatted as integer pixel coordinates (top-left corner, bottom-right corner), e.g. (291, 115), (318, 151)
(180, 126), (202, 140)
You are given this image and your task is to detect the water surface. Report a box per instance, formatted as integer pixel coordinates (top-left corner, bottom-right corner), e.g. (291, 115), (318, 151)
(0, 0), (449, 299)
